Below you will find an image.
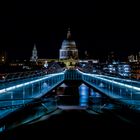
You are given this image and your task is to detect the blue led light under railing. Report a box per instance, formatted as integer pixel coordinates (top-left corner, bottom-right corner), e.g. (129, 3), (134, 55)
(94, 74), (139, 84)
(77, 69), (137, 83)
(77, 69), (140, 91)
(0, 71), (65, 94)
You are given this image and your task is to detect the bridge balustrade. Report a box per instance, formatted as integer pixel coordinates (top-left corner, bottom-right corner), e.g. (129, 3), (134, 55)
(77, 69), (140, 109)
(64, 69), (82, 80)
(0, 71), (65, 119)
(1, 69), (140, 120)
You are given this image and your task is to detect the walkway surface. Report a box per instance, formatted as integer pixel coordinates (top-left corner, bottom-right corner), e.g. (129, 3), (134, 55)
(0, 107), (139, 139)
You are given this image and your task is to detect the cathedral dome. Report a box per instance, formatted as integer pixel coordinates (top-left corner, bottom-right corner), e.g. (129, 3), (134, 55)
(61, 28), (76, 49)
(61, 40), (76, 49)
(59, 28), (78, 60)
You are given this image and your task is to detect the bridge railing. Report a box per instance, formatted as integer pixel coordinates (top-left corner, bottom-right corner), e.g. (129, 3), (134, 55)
(88, 96), (140, 113)
(0, 70), (48, 83)
(77, 69), (140, 107)
(64, 69), (82, 80)
(0, 96), (58, 132)
(0, 71), (65, 119)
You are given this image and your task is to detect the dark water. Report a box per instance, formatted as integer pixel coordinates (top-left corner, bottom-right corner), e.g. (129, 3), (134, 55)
(54, 81), (103, 105)
(1, 81), (140, 139)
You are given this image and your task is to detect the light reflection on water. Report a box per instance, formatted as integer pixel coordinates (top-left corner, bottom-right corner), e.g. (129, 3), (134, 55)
(56, 82), (102, 107)
(90, 89), (101, 97)
(78, 83), (103, 107)
(79, 83), (89, 107)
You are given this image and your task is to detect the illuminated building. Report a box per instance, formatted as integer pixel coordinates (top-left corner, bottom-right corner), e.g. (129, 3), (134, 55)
(59, 28), (78, 60)
(30, 44), (38, 62)
(37, 59), (48, 67)
(0, 51), (7, 64)
(128, 54), (138, 62)
(130, 62), (140, 80)
(117, 63), (131, 77)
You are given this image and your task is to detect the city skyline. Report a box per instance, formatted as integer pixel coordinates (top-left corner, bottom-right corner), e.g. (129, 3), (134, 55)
(0, 1), (140, 60)
(1, 26), (140, 61)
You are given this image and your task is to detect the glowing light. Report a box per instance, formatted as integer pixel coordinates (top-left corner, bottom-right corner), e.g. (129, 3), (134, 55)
(0, 71), (65, 94)
(79, 84), (89, 107)
(0, 89), (6, 94)
(77, 69), (140, 91)
(79, 84), (89, 96)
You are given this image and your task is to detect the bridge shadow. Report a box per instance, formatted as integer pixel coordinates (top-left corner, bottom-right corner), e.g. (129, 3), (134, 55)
(0, 107), (140, 139)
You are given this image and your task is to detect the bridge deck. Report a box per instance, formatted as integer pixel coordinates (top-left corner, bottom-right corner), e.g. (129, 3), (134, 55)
(1, 69), (140, 136)
(0, 108), (139, 139)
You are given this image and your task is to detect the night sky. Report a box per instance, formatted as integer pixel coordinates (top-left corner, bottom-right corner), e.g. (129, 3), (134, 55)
(0, 1), (140, 60)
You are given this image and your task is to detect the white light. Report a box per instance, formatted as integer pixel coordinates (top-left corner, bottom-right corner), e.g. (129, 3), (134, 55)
(6, 87), (16, 91)
(0, 71), (66, 94)
(0, 89), (6, 94)
(77, 69), (140, 91)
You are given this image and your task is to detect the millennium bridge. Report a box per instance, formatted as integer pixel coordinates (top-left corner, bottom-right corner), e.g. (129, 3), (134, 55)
(0, 66), (140, 137)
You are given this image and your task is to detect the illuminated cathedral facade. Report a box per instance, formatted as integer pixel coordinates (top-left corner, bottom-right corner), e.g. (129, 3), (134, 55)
(59, 28), (78, 60)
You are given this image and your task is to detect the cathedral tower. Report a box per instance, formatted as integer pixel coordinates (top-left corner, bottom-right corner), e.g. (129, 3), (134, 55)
(30, 44), (38, 62)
